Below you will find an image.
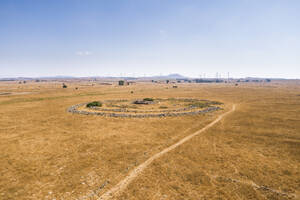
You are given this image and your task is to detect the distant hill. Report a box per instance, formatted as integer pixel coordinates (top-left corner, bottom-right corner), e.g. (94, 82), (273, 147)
(148, 73), (187, 80)
(39, 75), (76, 79)
(165, 73), (186, 79)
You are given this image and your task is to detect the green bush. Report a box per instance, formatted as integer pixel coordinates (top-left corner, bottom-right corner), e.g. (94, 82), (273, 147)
(86, 101), (102, 108)
(143, 98), (154, 101)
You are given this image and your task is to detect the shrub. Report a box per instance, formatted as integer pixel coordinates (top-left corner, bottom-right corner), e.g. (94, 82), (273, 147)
(159, 106), (168, 109)
(86, 101), (102, 108)
(143, 98), (154, 101)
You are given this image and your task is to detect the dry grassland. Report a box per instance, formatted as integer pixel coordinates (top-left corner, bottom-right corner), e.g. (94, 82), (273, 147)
(0, 81), (299, 200)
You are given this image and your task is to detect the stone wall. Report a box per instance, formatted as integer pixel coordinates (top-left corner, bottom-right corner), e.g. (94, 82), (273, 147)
(67, 103), (221, 118)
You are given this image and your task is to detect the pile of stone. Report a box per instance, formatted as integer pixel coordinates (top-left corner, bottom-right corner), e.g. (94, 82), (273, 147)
(133, 100), (155, 105)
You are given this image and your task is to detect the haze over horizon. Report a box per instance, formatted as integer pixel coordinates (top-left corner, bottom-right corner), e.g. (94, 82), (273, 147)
(1, 0), (300, 79)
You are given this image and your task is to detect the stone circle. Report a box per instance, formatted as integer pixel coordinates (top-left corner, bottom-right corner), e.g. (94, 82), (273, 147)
(67, 98), (223, 118)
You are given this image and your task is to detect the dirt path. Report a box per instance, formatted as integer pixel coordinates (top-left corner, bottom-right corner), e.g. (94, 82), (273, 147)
(97, 105), (236, 200)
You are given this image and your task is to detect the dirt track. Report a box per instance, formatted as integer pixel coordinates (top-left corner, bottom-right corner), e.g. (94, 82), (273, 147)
(97, 104), (236, 200)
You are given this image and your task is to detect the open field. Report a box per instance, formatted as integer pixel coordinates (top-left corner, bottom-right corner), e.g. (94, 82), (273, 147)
(0, 81), (299, 200)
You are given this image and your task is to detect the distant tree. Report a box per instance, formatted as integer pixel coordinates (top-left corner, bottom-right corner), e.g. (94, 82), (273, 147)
(62, 83), (67, 88)
(166, 80), (169, 84)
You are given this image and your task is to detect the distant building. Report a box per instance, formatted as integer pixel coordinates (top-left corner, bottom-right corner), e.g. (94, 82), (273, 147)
(119, 80), (125, 86)
(119, 80), (135, 86)
(127, 81), (135, 85)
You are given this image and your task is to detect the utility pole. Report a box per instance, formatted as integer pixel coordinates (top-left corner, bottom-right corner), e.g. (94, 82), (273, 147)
(227, 72), (230, 83)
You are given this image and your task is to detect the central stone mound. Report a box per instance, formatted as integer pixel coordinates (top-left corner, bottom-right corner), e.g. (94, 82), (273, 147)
(133, 98), (155, 105)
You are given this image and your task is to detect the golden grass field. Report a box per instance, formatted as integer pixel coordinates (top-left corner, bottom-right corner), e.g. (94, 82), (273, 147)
(0, 81), (299, 200)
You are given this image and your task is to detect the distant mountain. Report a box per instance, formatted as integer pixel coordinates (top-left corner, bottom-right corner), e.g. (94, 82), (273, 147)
(147, 73), (187, 80)
(165, 73), (186, 79)
(0, 73), (187, 81)
(244, 77), (286, 80)
(0, 77), (34, 81)
(38, 75), (76, 79)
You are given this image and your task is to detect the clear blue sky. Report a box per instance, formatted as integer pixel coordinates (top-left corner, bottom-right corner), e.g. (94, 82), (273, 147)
(0, 0), (299, 78)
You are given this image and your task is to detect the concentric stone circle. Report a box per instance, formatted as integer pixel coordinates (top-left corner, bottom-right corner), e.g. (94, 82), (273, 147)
(67, 98), (222, 118)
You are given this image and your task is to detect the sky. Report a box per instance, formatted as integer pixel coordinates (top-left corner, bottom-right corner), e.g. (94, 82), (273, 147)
(0, 0), (300, 78)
